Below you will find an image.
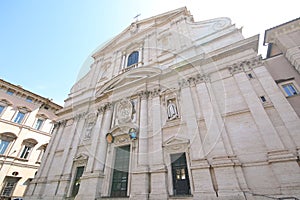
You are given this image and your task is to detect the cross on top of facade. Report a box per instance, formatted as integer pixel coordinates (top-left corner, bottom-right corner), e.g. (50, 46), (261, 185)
(134, 14), (141, 21)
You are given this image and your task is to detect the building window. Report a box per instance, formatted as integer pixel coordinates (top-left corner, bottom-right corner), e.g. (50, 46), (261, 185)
(282, 83), (298, 97)
(247, 73), (254, 79)
(111, 145), (130, 197)
(20, 145), (31, 159)
(71, 166), (85, 197)
(0, 105), (4, 115)
(26, 97), (33, 102)
(6, 89), (14, 95)
(260, 96), (267, 103)
(0, 139), (10, 154)
(36, 144), (47, 163)
(34, 119), (44, 130)
(1, 177), (20, 197)
(171, 153), (191, 196)
(14, 111), (25, 124)
(0, 132), (17, 155)
(127, 51), (139, 67)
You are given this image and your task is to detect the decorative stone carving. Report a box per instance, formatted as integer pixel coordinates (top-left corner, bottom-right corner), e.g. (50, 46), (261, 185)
(212, 18), (231, 31)
(195, 74), (210, 84)
(130, 23), (138, 35)
(105, 102), (113, 110)
(116, 99), (133, 124)
(139, 90), (149, 100)
(73, 153), (89, 165)
(98, 105), (106, 114)
(74, 112), (86, 121)
(114, 134), (131, 145)
(179, 74), (210, 88)
(178, 79), (189, 88)
(228, 56), (263, 74)
(163, 136), (190, 152)
(84, 113), (97, 139)
(150, 88), (161, 98)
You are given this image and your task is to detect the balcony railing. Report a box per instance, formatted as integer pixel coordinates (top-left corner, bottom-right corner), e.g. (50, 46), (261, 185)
(121, 63), (139, 73)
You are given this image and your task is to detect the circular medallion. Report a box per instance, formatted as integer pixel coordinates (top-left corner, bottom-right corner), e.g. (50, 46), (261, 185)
(117, 99), (133, 124)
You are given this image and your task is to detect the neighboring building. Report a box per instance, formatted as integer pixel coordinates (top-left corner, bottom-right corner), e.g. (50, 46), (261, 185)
(26, 8), (300, 200)
(264, 18), (300, 116)
(0, 79), (62, 199)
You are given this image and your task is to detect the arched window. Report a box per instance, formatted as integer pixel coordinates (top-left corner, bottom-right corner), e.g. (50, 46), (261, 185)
(127, 51), (139, 67)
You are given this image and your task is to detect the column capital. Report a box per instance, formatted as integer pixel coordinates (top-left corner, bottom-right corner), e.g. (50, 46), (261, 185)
(105, 102), (113, 111)
(74, 112), (87, 121)
(139, 90), (149, 100)
(228, 56), (263, 75)
(179, 73), (209, 88)
(149, 88), (161, 98)
(97, 105), (106, 114)
(57, 120), (67, 127)
(195, 74), (210, 84)
(178, 79), (190, 88)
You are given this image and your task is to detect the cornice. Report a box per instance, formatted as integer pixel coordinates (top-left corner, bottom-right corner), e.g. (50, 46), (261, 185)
(264, 18), (300, 45)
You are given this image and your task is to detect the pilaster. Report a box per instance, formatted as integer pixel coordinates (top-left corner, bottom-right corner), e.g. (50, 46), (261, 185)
(149, 88), (168, 199)
(130, 91), (150, 200)
(86, 106), (105, 173)
(178, 79), (203, 161)
(94, 103), (113, 172)
(76, 106), (106, 200)
(63, 113), (87, 175)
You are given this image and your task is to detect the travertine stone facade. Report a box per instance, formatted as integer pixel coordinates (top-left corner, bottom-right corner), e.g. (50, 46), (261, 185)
(26, 8), (300, 200)
(0, 79), (62, 199)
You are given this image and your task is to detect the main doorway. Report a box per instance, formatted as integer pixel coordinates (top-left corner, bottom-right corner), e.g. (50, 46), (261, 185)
(171, 153), (191, 196)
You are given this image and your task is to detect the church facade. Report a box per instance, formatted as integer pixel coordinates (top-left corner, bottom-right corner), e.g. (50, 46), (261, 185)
(25, 8), (300, 200)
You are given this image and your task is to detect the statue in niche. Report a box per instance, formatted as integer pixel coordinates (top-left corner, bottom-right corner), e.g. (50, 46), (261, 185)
(167, 99), (178, 120)
(131, 99), (137, 123)
(85, 113), (96, 138)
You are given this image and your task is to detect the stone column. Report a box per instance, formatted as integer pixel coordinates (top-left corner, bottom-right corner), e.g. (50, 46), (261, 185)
(149, 88), (168, 199)
(37, 122), (64, 178)
(138, 91), (149, 166)
(94, 103), (113, 172)
(130, 91), (149, 200)
(121, 52), (126, 70)
(138, 46), (143, 65)
(63, 114), (86, 174)
(56, 113), (86, 198)
(77, 107), (106, 200)
(231, 68), (285, 152)
(178, 79), (203, 161)
(86, 107), (105, 172)
(195, 78), (228, 157)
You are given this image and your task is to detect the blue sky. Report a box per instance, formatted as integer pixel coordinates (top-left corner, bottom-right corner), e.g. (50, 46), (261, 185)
(1, 0), (299, 105)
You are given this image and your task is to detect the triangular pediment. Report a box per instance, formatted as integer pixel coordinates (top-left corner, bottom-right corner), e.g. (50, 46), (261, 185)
(163, 136), (190, 147)
(95, 66), (162, 97)
(74, 153), (89, 161)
